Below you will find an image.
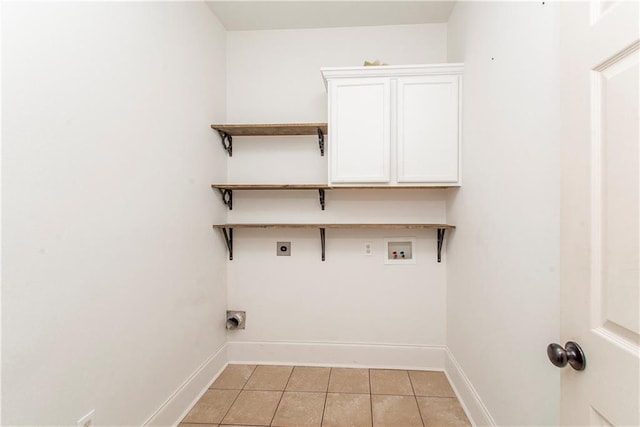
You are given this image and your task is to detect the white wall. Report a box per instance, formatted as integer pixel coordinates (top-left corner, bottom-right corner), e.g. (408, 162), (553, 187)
(224, 24), (450, 366)
(2, 2), (227, 425)
(446, 2), (560, 425)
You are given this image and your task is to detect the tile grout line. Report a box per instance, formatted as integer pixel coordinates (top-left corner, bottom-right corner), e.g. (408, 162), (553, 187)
(319, 367), (331, 427)
(187, 366), (464, 427)
(368, 368), (374, 427)
(218, 365), (258, 425)
(408, 371), (426, 427)
(268, 365), (295, 426)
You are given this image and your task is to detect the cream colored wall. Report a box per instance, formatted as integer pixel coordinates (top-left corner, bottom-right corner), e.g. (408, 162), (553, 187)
(2, 2), (228, 424)
(224, 24), (451, 366)
(446, 2), (561, 425)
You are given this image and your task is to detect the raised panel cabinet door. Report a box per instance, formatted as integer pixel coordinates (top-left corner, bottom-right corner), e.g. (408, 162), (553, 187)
(396, 75), (460, 184)
(328, 78), (391, 184)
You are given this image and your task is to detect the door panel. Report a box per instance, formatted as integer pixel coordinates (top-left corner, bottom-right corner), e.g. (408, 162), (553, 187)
(595, 47), (639, 339)
(560, 0), (639, 425)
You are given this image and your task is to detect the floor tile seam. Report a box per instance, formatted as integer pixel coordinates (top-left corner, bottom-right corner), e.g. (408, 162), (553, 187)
(218, 389), (244, 426)
(326, 391), (372, 396)
(327, 366), (335, 395)
(243, 387), (295, 392)
(238, 364), (259, 391)
(407, 370), (417, 396)
(368, 368), (374, 427)
(400, 369), (414, 396)
(268, 367), (295, 426)
(415, 395), (459, 400)
(212, 389), (454, 397)
(407, 370), (426, 427)
(319, 377), (329, 427)
(370, 392), (422, 397)
(178, 423), (220, 426)
(412, 391), (427, 427)
(322, 367), (332, 392)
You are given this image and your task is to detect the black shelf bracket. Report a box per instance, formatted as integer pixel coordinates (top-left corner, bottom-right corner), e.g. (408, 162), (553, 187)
(320, 228), (326, 261)
(219, 227), (233, 260)
(317, 128), (325, 156)
(318, 189), (325, 210)
(217, 189), (233, 210)
(217, 130), (233, 156)
(437, 228), (446, 263)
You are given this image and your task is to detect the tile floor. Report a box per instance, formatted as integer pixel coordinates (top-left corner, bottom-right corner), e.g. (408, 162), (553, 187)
(180, 365), (471, 427)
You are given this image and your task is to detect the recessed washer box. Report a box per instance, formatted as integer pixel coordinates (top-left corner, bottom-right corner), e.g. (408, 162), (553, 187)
(384, 238), (416, 265)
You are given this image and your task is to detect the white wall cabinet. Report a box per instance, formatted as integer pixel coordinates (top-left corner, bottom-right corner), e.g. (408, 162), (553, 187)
(321, 64), (463, 186)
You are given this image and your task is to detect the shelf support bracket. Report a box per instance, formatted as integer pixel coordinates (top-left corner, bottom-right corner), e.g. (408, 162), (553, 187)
(318, 189), (325, 210)
(217, 130), (233, 157)
(317, 128), (325, 156)
(437, 228), (446, 263)
(320, 228), (326, 261)
(220, 227), (233, 260)
(217, 189), (233, 210)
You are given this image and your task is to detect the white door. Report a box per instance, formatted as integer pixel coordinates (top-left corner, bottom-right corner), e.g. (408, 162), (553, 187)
(396, 75), (460, 184)
(328, 77), (391, 184)
(559, 1), (639, 425)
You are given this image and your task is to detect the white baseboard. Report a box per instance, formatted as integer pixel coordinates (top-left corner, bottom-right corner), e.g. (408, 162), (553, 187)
(227, 340), (446, 371)
(444, 348), (496, 427)
(143, 343), (228, 427)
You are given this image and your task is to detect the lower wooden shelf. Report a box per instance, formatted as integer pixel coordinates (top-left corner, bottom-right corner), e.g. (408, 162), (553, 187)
(212, 223), (455, 262)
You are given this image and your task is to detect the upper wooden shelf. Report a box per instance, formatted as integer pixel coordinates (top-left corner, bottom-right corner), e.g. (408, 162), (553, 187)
(211, 123), (328, 136)
(211, 123), (328, 156)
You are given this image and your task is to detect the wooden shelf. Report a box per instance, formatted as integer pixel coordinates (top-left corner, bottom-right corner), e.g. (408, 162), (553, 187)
(211, 123), (328, 136)
(212, 223), (454, 262)
(211, 184), (450, 190)
(211, 184), (452, 210)
(209, 122), (455, 263)
(212, 223), (454, 230)
(211, 123), (328, 156)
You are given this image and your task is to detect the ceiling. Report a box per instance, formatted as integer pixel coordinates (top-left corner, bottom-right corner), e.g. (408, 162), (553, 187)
(205, 1), (456, 31)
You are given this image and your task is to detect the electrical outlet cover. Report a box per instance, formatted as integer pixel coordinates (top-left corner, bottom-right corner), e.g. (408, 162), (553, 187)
(364, 242), (373, 255)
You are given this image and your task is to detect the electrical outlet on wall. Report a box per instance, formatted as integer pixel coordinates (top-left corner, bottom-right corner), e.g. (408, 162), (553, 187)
(364, 242), (372, 255)
(77, 410), (95, 427)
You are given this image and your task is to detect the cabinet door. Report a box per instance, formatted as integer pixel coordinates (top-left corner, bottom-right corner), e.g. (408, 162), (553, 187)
(328, 78), (391, 183)
(396, 75), (460, 184)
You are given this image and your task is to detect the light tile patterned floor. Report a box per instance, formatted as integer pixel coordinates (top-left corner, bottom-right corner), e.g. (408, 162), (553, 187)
(180, 365), (471, 427)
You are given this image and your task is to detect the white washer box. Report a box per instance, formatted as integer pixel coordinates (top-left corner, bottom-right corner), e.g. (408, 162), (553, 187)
(384, 238), (416, 265)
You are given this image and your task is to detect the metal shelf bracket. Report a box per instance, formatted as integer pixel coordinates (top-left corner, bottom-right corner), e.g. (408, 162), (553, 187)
(437, 228), (446, 263)
(219, 227), (233, 260)
(217, 189), (233, 210)
(318, 189), (325, 210)
(217, 130), (233, 156)
(320, 228), (326, 261)
(317, 128), (325, 156)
